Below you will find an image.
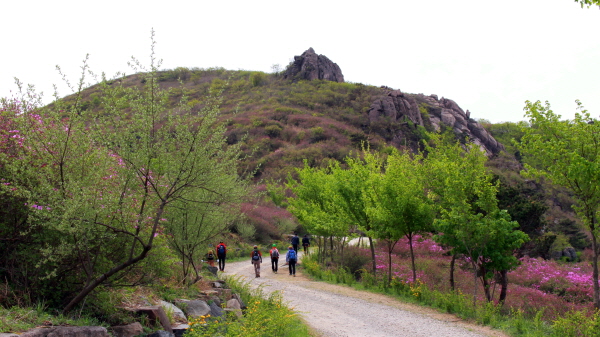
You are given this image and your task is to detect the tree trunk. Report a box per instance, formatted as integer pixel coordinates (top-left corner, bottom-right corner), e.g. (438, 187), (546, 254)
(591, 214), (600, 309)
(368, 236), (376, 275)
(388, 240), (393, 285)
(449, 253), (456, 291)
(498, 270), (508, 304)
(62, 203), (166, 314)
(63, 244), (152, 314)
(408, 233), (416, 283)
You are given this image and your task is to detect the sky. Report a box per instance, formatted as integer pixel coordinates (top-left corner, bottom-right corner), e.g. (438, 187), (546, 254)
(2, 0), (599, 124)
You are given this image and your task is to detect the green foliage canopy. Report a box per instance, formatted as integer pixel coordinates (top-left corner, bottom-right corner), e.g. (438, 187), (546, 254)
(518, 100), (600, 308)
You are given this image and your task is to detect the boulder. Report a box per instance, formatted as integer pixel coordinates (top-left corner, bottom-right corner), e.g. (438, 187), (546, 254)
(179, 299), (211, 318)
(20, 327), (108, 337)
(233, 293), (247, 309)
(206, 266), (218, 277)
(214, 288), (232, 299)
(209, 301), (224, 317)
(367, 91), (504, 156)
(210, 296), (222, 307)
(110, 323), (143, 337)
(284, 48), (344, 83)
(136, 306), (172, 332)
(160, 300), (187, 323)
(563, 247), (578, 261)
(226, 298), (241, 310)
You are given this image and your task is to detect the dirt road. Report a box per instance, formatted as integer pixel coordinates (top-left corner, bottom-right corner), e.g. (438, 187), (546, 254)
(222, 254), (507, 337)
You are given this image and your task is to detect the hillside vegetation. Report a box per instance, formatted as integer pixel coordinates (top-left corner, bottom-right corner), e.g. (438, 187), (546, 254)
(1, 47), (593, 334)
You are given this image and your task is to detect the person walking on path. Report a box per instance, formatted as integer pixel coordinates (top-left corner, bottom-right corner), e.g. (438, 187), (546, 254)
(206, 249), (216, 267)
(270, 244), (280, 273)
(302, 234), (310, 254)
(251, 245), (263, 278)
(286, 246), (297, 277)
(291, 233), (300, 253)
(216, 241), (227, 271)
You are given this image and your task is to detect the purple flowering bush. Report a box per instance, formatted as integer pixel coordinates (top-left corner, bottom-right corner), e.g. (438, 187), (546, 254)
(353, 234), (596, 321)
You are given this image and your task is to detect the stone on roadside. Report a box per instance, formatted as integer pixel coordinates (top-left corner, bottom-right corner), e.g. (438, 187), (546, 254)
(110, 322), (143, 337)
(209, 301), (224, 317)
(160, 300), (187, 323)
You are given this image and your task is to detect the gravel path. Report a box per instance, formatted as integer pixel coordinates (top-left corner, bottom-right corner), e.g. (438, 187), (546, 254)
(222, 253), (508, 337)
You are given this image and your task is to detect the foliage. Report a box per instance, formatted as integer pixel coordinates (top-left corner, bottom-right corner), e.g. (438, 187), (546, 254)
(0, 32), (249, 314)
(518, 100), (600, 309)
(574, 0), (600, 8)
(423, 134), (529, 302)
(367, 149), (434, 283)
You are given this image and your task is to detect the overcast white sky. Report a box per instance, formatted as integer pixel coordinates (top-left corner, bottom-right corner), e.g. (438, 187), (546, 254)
(2, 0), (598, 123)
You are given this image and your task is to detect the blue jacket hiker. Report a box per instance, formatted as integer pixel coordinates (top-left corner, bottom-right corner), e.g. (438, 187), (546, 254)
(216, 241), (227, 272)
(286, 246), (297, 277)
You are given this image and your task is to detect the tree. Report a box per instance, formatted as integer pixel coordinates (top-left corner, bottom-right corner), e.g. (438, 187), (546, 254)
(368, 150), (434, 283)
(165, 177), (250, 285)
(1, 31), (248, 313)
(518, 100), (600, 309)
(287, 162), (350, 263)
(331, 154), (383, 275)
(424, 135), (528, 303)
(574, 0), (600, 8)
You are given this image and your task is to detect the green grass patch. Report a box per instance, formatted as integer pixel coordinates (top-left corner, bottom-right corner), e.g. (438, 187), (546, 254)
(0, 305), (104, 333)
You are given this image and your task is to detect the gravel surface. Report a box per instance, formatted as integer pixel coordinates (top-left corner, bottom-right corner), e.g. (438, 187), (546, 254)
(222, 253), (508, 337)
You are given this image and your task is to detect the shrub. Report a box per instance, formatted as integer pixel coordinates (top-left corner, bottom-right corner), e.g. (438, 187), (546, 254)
(264, 125), (282, 138)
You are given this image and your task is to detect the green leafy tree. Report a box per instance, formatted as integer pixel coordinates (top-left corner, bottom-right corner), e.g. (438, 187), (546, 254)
(575, 0), (600, 8)
(287, 162), (350, 262)
(518, 100), (600, 309)
(331, 154), (383, 275)
(424, 135), (528, 303)
(367, 150), (434, 283)
(1, 31), (248, 313)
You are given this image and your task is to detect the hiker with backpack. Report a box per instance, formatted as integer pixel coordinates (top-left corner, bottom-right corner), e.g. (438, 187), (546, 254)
(269, 244), (280, 273)
(302, 234), (310, 254)
(286, 246), (297, 277)
(291, 233), (300, 253)
(206, 249), (216, 267)
(216, 241), (227, 272)
(251, 245), (263, 278)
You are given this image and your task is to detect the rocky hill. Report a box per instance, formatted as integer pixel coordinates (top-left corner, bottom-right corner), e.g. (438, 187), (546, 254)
(59, 47), (586, 250)
(72, 48), (503, 183)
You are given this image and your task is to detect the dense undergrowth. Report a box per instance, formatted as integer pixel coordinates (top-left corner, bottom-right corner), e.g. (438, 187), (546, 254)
(301, 237), (600, 337)
(0, 272), (312, 336)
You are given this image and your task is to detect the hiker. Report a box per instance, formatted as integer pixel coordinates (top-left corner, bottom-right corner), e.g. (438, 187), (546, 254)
(302, 234), (310, 254)
(291, 233), (300, 253)
(286, 246), (297, 277)
(216, 241), (227, 271)
(251, 245), (263, 278)
(206, 249), (216, 267)
(270, 244), (280, 273)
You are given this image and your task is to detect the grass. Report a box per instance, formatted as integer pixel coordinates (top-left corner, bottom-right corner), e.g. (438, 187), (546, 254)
(184, 276), (315, 337)
(0, 305), (104, 333)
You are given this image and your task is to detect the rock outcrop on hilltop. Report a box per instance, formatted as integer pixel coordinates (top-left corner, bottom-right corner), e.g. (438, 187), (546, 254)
(283, 48), (502, 156)
(284, 48), (344, 83)
(368, 90), (503, 155)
